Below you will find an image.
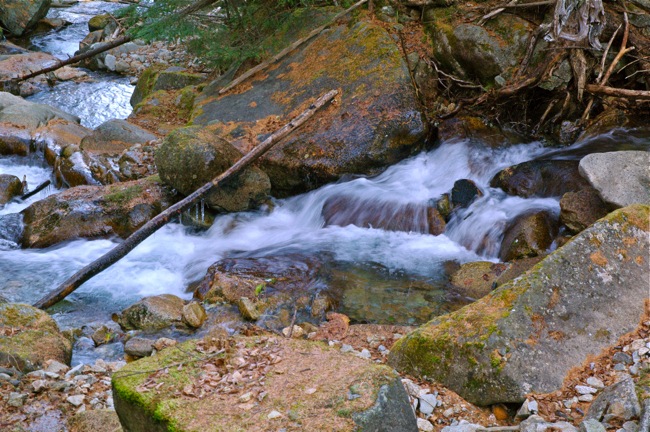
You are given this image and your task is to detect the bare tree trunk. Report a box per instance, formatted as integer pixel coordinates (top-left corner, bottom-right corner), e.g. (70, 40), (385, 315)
(33, 90), (338, 310)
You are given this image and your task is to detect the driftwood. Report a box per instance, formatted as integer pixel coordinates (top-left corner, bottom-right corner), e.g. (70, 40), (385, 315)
(585, 84), (650, 100)
(12, 0), (220, 83)
(218, 0), (368, 95)
(19, 180), (51, 201)
(33, 89), (338, 310)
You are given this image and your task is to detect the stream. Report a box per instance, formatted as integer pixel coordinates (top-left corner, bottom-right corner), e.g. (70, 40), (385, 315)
(1, 2), (649, 365)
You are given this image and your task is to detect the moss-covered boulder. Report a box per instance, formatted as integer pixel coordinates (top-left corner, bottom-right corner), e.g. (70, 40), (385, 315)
(130, 66), (206, 107)
(425, 9), (532, 85)
(20, 176), (177, 248)
(388, 204), (649, 406)
(0, 0), (51, 36)
(113, 336), (417, 431)
(0, 303), (72, 372)
(191, 13), (427, 197)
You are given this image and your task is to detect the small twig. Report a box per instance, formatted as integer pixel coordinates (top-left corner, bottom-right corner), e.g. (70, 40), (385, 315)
(585, 84), (650, 100)
(479, 0), (518, 26)
(426, 58), (485, 89)
(287, 306), (298, 338)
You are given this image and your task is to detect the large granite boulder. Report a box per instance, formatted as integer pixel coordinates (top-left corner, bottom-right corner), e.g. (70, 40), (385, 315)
(20, 176), (177, 248)
(113, 336), (417, 431)
(0, 91), (79, 129)
(388, 204), (649, 406)
(0, 0), (51, 36)
(579, 151), (650, 208)
(155, 126), (271, 212)
(191, 14), (427, 197)
(0, 303), (72, 371)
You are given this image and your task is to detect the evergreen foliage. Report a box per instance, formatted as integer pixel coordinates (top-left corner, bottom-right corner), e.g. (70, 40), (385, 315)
(116, 0), (352, 72)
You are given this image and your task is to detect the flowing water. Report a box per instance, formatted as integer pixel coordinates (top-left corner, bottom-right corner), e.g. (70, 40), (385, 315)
(1, 1), (649, 364)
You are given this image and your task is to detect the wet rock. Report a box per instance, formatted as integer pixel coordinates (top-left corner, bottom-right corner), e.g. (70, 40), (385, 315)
(20, 176), (177, 248)
(451, 179), (482, 208)
(437, 116), (523, 147)
(124, 337), (155, 358)
(0, 174), (22, 204)
(90, 323), (122, 347)
(80, 119), (156, 156)
(33, 119), (92, 166)
(586, 374), (641, 423)
(0, 0), (51, 36)
(426, 11), (532, 85)
(55, 149), (102, 187)
(499, 210), (558, 261)
(0, 303), (72, 372)
(579, 151), (650, 208)
(115, 294), (185, 331)
(130, 66), (206, 107)
(389, 205), (649, 405)
(560, 187), (609, 234)
(155, 126), (271, 212)
(182, 302), (207, 328)
(450, 261), (510, 300)
(192, 16), (427, 197)
(0, 91), (79, 128)
(0, 124), (32, 156)
(237, 297), (260, 321)
(322, 194), (446, 235)
(112, 336), (417, 431)
(491, 160), (590, 198)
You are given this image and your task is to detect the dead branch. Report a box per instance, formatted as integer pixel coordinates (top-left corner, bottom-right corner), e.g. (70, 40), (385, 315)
(33, 90), (338, 310)
(585, 84), (650, 100)
(218, 0), (368, 95)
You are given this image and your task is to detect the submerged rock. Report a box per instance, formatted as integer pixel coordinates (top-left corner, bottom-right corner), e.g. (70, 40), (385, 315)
(579, 151), (650, 208)
(192, 15), (427, 196)
(20, 176), (177, 248)
(0, 173), (23, 204)
(112, 336), (417, 431)
(388, 205), (649, 405)
(155, 126), (271, 213)
(0, 303), (72, 372)
(491, 160), (590, 198)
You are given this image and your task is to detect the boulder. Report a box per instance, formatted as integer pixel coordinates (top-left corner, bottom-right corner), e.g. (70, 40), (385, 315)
(155, 126), (271, 212)
(0, 173), (23, 204)
(451, 179), (482, 209)
(192, 17), (427, 197)
(388, 205), (649, 405)
(578, 151), (650, 208)
(80, 119), (157, 156)
(322, 194), (446, 235)
(586, 374), (641, 423)
(87, 13), (115, 32)
(20, 176), (177, 248)
(130, 66), (206, 107)
(124, 337), (155, 358)
(0, 91), (79, 129)
(0, 303), (72, 371)
(560, 187), (609, 233)
(0, 213), (23, 248)
(499, 210), (558, 261)
(0, 0), (51, 36)
(491, 160), (590, 198)
(54, 149), (102, 187)
(112, 336), (417, 431)
(426, 11), (532, 85)
(33, 119), (92, 165)
(115, 294), (185, 331)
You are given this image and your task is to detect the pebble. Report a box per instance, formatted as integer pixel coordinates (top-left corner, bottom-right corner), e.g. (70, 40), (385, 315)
(580, 419), (606, 432)
(612, 352), (634, 365)
(267, 410), (282, 419)
(340, 344), (354, 353)
(7, 392), (27, 407)
(65, 364), (84, 378)
(578, 394), (594, 402)
(417, 417), (434, 431)
(575, 385), (597, 394)
(45, 360), (69, 374)
(31, 379), (48, 393)
(0, 372), (11, 381)
(356, 349), (371, 359)
(67, 395), (85, 407)
(419, 393), (438, 416)
(614, 364), (627, 371)
(586, 377), (604, 388)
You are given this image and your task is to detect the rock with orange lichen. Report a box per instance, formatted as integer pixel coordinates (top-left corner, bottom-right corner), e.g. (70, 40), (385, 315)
(190, 12), (427, 197)
(389, 204), (649, 406)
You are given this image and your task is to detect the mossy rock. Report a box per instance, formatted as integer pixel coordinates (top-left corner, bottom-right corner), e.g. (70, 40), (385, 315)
(20, 176), (177, 248)
(112, 336), (417, 431)
(88, 14), (115, 32)
(130, 67), (206, 107)
(192, 14), (427, 197)
(0, 303), (72, 372)
(389, 205), (650, 406)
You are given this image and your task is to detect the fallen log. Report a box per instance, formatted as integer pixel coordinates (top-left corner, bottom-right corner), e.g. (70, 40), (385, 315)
(218, 0), (368, 95)
(33, 89), (338, 310)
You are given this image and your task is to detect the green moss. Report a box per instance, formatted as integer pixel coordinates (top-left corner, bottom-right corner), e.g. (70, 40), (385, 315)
(104, 184), (144, 204)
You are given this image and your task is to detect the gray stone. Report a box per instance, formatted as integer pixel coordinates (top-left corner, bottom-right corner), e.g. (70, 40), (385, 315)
(0, 92), (79, 128)
(124, 337), (155, 358)
(521, 416), (578, 432)
(579, 151), (650, 208)
(612, 352), (634, 365)
(418, 418), (434, 431)
(587, 377), (605, 388)
(389, 205), (649, 405)
(0, 0), (51, 36)
(576, 385), (598, 394)
(587, 374), (641, 422)
(181, 302), (207, 329)
(7, 392), (27, 407)
(116, 294), (184, 331)
(67, 394), (85, 407)
(104, 54), (116, 71)
(441, 420), (483, 432)
(621, 420), (639, 432)
(81, 119), (156, 156)
(352, 378), (418, 432)
(580, 419), (607, 432)
(0, 174), (22, 204)
(419, 393), (438, 415)
(639, 399), (650, 432)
